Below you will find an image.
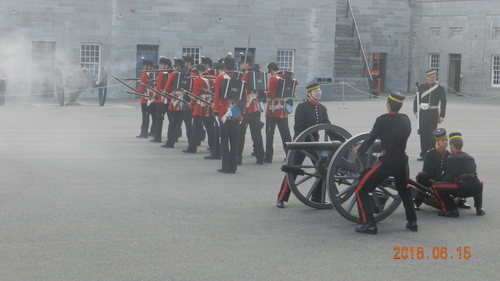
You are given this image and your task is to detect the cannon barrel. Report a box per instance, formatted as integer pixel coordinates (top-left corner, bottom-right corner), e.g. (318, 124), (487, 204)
(285, 141), (343, 152)
(285, 140), (382, 154)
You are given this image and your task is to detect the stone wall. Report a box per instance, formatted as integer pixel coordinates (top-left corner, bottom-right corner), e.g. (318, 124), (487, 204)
(0, 0), (337, 98)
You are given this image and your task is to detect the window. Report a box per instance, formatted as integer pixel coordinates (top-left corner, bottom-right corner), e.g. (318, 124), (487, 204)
(80, 44), (101, 76)
(277, 50), (294, 72)
(492, 55), (500, 87)
(182, 47), (201, 65)
(429, 54), (440, 69)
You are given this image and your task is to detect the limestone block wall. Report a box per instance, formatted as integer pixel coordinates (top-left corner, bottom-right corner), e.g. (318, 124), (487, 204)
(0, 0), (338, 98)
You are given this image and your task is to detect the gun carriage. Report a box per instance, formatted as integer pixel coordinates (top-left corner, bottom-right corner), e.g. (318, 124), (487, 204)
(282, 124), (437, 223)
(58, 66), (108, 106)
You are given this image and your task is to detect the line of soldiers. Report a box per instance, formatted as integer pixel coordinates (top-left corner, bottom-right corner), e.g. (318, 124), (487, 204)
(134, 53), (297, 174)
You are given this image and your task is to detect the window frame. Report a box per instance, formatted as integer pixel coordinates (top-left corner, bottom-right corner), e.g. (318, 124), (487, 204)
(182, 47), (201, 65)
(277, 50), (295, 72)
(429, 53), (440, 70)
(80, 43), (101, 77)
(492, 55), (500, 87)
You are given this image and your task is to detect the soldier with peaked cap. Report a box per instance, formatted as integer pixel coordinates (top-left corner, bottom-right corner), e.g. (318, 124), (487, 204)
(213, 54), (241, 173)
(414, 69), (447, 160)
(432, 133), (485, 218)
(238, 55), (265, 165)
(276, 83), (332, 208)
(182, 63), (215, 153)
(263, 62), (294, 163)
(414, 128), (470, 210)
(136, 58), (155, 138)
(352, 91), (417, 234)
(161, 58), (187, 148)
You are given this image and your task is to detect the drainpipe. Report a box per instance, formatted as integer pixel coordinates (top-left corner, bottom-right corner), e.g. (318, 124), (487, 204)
(407, 0), (416, 92)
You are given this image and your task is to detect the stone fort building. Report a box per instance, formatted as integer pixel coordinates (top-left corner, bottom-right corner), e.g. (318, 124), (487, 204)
(1, 0), (499, 100)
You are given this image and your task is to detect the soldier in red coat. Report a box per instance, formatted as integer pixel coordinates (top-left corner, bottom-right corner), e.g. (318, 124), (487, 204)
(263, 62), (294, 163)
(183, 64), (215, 153)
(204, 60), (225, 160)
(136, 59), (155, 138)
(238, 56), (265, 165)
(161, 58), (188, 148)
(213, 55), (242, 173)
(149, 57), (171, 143)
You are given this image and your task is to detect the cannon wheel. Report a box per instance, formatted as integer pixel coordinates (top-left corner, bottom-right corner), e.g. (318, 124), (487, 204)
(98, 86), (106, 106)
(286, 124), (352, 209)
(327, 133), (402, 223)
(55, 70), (64, 106)
(0, 80), (5, 106)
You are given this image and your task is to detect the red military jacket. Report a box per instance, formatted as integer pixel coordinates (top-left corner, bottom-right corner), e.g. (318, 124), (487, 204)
(164, 72), (192, 111)
(191, 72), (214, 117)
(265, 72), (298, 118)
(153, 71), (170, 104)
(214, 72), (242, 122)
(137, 72), (153, 104)
(241, 70), (260, 115)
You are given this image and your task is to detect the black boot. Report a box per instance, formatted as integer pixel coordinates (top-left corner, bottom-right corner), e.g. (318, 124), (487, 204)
(355, 221), (377, 234)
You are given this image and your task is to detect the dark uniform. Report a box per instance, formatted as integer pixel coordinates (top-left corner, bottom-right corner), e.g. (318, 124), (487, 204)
(432, 133), (484, 217)
(355, 91), (417, 234)
(277, 83), (330, 207)
(416, 128), (451, 188)
(413, 69), (447, 158)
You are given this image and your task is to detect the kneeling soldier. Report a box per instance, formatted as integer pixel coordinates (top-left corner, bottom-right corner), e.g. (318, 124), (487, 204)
(432, 133), (485, 217)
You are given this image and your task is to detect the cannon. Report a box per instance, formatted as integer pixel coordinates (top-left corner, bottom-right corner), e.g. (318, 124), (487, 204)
(282, 124), (437, 223)
(59, 66), (108, 106)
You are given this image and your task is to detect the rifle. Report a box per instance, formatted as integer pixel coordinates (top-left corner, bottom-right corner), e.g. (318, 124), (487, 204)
(121, 90), (151, 99)
(140, 83), (187, 104)
(415, 81), (420, 134)
(180, 89), (212, 106)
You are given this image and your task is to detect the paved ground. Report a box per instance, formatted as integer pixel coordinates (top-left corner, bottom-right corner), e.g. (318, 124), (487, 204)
(0, 93), (499, 280)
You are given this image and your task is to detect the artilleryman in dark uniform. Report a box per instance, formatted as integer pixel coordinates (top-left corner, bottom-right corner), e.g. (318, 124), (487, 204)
(276, 83), (330, 208)
(416, 128), (451, 186)
(413, 69), (447, 159)
(414, 128), (451, 208)
(432, 133), (485, 217)
(354, 91), (417, 234)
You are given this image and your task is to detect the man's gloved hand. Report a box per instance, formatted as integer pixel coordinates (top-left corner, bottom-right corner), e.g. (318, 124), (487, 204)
(438, 117), (444, 124)
(414, 112), (418, 119)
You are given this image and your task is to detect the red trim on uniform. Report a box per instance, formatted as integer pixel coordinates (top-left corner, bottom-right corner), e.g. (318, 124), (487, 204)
(432, 183), (458, 212)
(355, 162), (382, 223)
(278, 177), (289, 201)
(436, 147), (446, 155)
(308, 99), (319, 105)
(454, 149), (463, 154)
(388, 111), (399, 114)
